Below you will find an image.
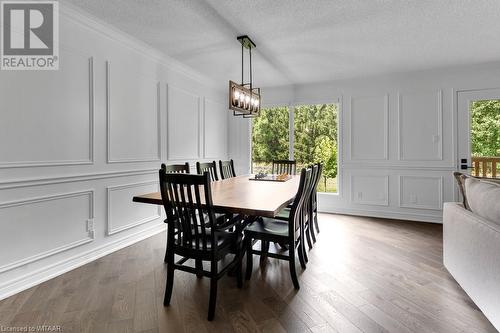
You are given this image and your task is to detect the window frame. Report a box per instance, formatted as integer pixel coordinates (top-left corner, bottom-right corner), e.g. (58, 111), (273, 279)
(250, 98), (342, 196)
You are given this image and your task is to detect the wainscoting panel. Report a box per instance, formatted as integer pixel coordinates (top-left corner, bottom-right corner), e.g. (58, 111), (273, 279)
(0, 50), (94, 168)
(204, 98), (228, 159)
(167, 85), (201, 160)
(106, 61), (161, 163)
(350, 175), (389, 206)
(399, 175), (443, 210)
(398, 90), (443, 161)
(0, 191), (94, 273)
(107, 181), (161, 235)
(350, 94), (388, 160)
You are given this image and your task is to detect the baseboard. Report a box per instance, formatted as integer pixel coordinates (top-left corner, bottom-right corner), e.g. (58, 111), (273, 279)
(0, 223), (165, 301)
(319, 207), (442, 224)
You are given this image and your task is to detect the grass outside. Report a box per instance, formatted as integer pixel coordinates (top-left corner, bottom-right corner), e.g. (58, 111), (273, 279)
(252, 162), (337, 193)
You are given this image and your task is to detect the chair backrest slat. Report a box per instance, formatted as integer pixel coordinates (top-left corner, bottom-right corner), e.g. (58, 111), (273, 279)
(287, 168), (312, 237)
(162, 162), (190, 174)
(219, 160), (236, 179)
(159, 170), (216, 252)
(272, 160), (297, 175)
(197, 161), (219, 181)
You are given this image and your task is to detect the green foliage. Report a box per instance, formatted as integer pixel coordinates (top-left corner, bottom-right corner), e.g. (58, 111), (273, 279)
(294, 104), (338, 164)
(314, 135), (338, 190)
(251, 106), (289, 162)
(471, 100), (500, 157)
(252, 104), (338, 192)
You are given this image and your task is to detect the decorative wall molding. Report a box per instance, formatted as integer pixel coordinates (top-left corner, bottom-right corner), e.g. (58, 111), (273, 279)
(399, 175), (444, 210)
(397, 90), (443, 161)
(350, 175), (389, 206)
(341, 163), (456, 171)
(106, 181), (161, 235)
(0, 190), (94, 273)
(166, 84), (201, 160)
(349, 94), (389, 161)
(0, 57), (95, 169)
(203, 97), (228, 159)
(0, 168), (157, 190)
(106, 61), (161, 164)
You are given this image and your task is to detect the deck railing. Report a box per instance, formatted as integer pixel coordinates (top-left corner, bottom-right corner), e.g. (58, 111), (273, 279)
(471, 156), (500, 178)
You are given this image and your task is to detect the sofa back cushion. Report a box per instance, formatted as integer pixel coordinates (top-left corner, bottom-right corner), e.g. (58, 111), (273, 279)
(465, 177), (500, 223)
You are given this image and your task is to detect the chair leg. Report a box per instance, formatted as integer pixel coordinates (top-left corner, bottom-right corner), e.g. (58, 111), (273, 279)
(289, 247), (300, 289)
(236, 242), (243, 288)
(314, 210), (320, 233)
(260, 240), (269, 265)
(305, 223), (313, 250)
(207, 261), (218, 321)
(163, 263), (175, 306)
(245, 238), (253, 280)
(195, 259), (203, 279)
(309, 213), (317, 244)
(297, 242), (307, 269)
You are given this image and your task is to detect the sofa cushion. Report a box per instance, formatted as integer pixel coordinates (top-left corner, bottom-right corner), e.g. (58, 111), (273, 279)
(465, 177), (500, 223)
(453, 172), (470, 210)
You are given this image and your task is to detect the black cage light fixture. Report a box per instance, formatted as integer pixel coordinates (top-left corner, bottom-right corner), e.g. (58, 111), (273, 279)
(229, 35), (261, 118)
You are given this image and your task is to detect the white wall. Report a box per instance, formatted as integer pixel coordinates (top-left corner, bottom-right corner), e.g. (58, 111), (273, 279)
(230, 61), (500, 223)
(0, 4), (227, 299)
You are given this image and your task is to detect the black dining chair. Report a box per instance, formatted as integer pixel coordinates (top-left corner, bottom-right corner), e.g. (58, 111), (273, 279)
(274, 164), (318, 261)
(310, 163), (323, 237)
(272, 160), (297, 175)
(219, 159), (236, 179)
(244, 167), (312, 289)
(197, 161), (219, 181)
(160, 170), (243, 321)
(162, 162), (190, 174)
(160, 163), (190, 262)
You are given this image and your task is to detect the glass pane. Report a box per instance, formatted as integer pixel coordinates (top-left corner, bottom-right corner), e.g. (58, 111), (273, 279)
(470, 100), (500, 178)
(252, 106), (290, 174)
(294, 104), (338, 193)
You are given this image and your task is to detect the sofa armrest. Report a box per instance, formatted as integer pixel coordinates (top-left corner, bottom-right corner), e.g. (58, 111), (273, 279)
(443, 202), (500, 234)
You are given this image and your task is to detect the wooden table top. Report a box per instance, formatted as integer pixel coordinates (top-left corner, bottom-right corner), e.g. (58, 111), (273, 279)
(133, 174), (300, 218)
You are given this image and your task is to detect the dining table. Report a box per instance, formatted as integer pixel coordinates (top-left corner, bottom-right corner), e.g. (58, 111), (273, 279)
(132, 174), (300, 218)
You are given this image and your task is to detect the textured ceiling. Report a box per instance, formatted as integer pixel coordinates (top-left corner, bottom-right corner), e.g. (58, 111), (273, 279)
(66, 0), (500, 87)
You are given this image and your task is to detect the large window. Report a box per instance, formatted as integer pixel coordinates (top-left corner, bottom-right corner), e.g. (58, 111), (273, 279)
(252, 103), (338, 193)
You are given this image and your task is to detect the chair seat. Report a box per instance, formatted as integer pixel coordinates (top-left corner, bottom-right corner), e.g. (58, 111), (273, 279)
(245, 218), (289, 237)
(175, 229), (238, 250)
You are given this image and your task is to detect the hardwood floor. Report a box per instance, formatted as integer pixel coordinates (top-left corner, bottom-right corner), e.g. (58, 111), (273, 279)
(0, 214), (497, 332)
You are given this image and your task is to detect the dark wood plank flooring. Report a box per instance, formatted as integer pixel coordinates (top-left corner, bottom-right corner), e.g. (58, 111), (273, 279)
(0, 214), (497, 332)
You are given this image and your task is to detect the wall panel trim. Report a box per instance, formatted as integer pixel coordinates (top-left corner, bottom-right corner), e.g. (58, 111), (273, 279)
(106, 61), (162, 164)
(398, 175), (444, 210)
(0, 168), (157, 190)
(349, 94), (389, 161)
(106, 181), (161, 235)
(0, 190), (94, 273)
(397, 90), (443, 161)
(0, 57), (95, 169)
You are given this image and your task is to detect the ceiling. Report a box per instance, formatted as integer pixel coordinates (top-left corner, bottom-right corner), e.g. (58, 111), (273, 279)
(67, 0), (500, 87)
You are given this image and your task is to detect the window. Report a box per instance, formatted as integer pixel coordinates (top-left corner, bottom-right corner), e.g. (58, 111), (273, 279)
(252, 103), (338, 193)
(251, 106), (289, 174)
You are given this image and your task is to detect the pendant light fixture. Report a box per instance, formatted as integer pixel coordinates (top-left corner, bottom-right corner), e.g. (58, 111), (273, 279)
(229, 35), (261, 118)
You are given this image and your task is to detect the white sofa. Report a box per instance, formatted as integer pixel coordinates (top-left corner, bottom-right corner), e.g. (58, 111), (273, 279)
(443, 180), (500, 331)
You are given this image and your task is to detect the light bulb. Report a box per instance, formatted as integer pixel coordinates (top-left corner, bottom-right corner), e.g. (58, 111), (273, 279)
(245, 95), (250, 103)
(234, 90), (240, 99)
(239, 94), (244, 102)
